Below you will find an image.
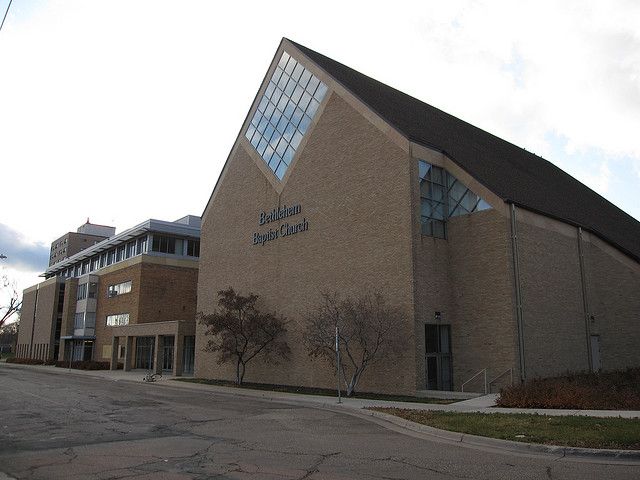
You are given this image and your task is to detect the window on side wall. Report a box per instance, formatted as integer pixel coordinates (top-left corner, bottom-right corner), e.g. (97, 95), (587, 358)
(107, 281), (132, 298)
(418, 159), (491, 239)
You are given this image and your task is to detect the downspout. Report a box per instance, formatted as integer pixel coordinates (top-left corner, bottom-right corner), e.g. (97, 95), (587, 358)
(577, 227), (593, 371)
(509, 203), (526, 382)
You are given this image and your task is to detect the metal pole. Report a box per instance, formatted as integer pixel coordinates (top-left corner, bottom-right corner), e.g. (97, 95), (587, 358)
(335, 326), (341, 404)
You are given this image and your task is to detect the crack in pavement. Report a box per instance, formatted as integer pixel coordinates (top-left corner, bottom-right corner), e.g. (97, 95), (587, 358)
(296, 451), (341, 479)
(372, 455), (473, 479)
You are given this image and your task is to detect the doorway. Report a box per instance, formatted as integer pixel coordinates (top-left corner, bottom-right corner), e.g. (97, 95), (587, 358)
(183, 336), (195, 374)
(162, 336), (174, 371)
(135, 337), (155, 369)
(425, 324), (452, 390)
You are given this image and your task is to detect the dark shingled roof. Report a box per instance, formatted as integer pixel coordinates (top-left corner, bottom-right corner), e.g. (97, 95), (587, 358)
(289, 39), (640, 263)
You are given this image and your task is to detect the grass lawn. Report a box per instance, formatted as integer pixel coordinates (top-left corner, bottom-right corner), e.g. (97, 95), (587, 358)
(173, 378), (456, 404)
(370, 408), (640, 450)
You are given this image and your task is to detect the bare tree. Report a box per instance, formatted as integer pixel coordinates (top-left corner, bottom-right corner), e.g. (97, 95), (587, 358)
(304, 291), (403, 397)
(198, 287), (291, 385)
(0, 319), (18, 353)
(0, 273), (21, 329)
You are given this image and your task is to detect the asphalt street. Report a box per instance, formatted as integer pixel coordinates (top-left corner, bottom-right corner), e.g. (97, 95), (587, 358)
(0, 364), (638, 479)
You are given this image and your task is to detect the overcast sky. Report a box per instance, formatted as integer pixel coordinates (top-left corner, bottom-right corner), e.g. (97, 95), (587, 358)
(1, 0), (639, 308)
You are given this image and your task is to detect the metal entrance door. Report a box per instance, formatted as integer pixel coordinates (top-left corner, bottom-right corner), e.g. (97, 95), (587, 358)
(425, 324), (452, 390)
(162, 336), (174, 371)
(135, 337), (155, 370)
(183, 336), (195, 374)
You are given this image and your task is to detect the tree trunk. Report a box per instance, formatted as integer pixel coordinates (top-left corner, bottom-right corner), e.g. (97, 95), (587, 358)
(236, 359), (242, 384)
(238, 361), (246, 385)
(346, 367), (365, 396)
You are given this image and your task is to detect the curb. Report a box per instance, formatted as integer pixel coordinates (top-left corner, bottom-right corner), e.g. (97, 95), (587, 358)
(357, 409), (640, 463)
(152, 380), (640, 464)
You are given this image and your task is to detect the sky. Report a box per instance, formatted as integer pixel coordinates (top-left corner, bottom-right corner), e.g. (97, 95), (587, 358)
(1, 0), (639, 317)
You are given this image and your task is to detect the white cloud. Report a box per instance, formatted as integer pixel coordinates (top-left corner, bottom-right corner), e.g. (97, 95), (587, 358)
(0, 0), (638, 256)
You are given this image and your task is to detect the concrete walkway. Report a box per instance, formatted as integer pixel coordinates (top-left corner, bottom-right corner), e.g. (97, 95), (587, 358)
(6, 363), (640, 419)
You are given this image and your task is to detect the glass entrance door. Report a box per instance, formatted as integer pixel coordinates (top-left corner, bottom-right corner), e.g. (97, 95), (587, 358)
(135, 337), (155, 370)
(183, 336), (195, 374)
(425, 324), (452, 390)
(162, 336), (174, 371)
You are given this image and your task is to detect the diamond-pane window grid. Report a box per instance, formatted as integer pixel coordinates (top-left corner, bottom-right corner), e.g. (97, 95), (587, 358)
(245, 53), (328, 180)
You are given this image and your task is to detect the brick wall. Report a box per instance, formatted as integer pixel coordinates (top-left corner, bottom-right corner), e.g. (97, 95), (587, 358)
(94, 259), (198, 360)
(197, 91), (416, 395)
(15, 278), (61, 360)
(583, 233), (640, 371)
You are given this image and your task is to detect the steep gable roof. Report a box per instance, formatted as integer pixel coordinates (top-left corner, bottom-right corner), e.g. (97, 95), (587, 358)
(289, 39), (640, 263)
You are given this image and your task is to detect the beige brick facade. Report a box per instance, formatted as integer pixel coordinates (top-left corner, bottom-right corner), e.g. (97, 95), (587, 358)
(196, 92), (417, 395)
(16, 277), (63, 361)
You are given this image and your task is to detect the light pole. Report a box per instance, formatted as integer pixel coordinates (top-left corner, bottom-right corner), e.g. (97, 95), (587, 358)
(335, 325), (341, 404)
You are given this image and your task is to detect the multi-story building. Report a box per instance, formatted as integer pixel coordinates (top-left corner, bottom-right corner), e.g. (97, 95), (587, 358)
(48, 221), (116, 267)
(16, 215), (200, 376)
(195, 39), (640, 395)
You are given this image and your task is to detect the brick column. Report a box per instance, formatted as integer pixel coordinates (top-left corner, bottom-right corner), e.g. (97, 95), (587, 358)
(123, 336), (133, 371)
(173, 334), (184, 377)
(153, 336), (162, 374)
(58, 339), (67, 362)
(110, 337), (120, 370)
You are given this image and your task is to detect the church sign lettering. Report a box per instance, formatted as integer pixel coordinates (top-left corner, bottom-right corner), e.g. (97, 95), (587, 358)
(252, 203), (308, 246)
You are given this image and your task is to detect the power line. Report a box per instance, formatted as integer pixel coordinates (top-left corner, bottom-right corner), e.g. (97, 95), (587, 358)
(0, 0), (13, 34)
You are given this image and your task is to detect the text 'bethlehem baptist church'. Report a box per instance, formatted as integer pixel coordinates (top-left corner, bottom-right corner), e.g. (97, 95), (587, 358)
(252, 204), (309, 246)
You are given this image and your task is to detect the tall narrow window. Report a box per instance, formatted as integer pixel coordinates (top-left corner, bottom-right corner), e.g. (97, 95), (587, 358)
(245, 52), (328, 180)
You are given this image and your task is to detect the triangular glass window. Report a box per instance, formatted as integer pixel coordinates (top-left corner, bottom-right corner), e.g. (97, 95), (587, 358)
(418, 159), (491, 238)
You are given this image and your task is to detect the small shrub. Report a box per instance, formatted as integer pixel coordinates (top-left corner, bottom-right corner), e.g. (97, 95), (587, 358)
(54, 360), (116, 370)
(497, 368), (640, 410)
(6, 357), (45, 365)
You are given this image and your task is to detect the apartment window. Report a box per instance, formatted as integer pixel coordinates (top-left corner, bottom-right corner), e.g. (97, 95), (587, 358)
(245, 52), (328, 180)
(77, 283), (87, 301)
(187, 239), (200, 257)
(152, 235), (176, 254)
(116, 245), (125, 262)
(74, 312), (85, 329)
(88, 282), (97, 299)
(137, 236), (148, 255)
(107, 249), (115, 265)
(90, 256), (99, 272)
(84, 312), (96, 328)
(82, 261), (90, 275)
(99, 253), (107, 268)
(106, 313), (130, 326)
(108, 281), (132, 298)
(126, 241), (136, 258)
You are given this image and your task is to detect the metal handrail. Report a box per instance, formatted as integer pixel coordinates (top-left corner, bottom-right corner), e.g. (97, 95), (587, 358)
(488, 368), (513, 393)
(461, 368), (487, 394)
